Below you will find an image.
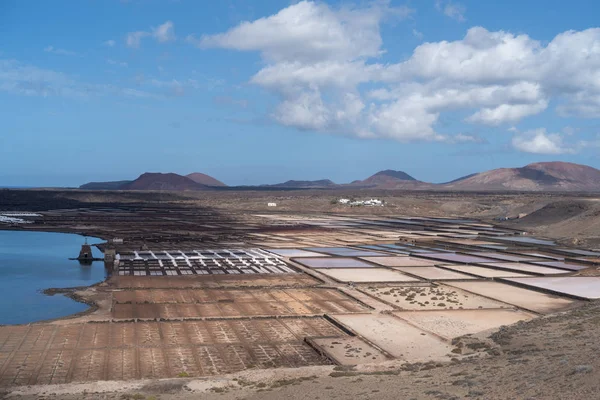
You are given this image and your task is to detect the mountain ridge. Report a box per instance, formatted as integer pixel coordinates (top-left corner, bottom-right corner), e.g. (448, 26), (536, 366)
(120, 173), (210, 191)
(186, 173), (227, 187)
(263, 179), (337, 189)
(443, 162), (600, 191)
(77, 162), (600, 192)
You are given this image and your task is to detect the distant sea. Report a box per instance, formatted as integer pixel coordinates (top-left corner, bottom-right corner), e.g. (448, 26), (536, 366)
(0, 186), (37, 188)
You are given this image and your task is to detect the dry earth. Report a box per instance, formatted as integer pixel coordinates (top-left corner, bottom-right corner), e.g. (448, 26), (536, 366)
(4, 189), (600, 399)
(5, 301), (600, 400)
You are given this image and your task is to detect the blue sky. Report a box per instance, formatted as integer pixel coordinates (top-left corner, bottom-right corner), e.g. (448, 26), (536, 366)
(1, 0), (600, 187)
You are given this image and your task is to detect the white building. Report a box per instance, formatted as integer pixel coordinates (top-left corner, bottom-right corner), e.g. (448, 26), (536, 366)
(364, 199), (383, 206)
(338, 198), (350, 204)
(267, 203), (277, 207)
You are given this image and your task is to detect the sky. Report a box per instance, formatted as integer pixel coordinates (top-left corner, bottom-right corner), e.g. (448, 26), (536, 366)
(1, 0), (600, 187)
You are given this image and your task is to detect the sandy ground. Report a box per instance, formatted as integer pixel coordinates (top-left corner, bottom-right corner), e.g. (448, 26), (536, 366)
(4, 190), (600, 398)
(359, 285), (511, 310)
(448, 281), (581, 314)
(6, 300), (600, 400)
(330, 314), (454, 361)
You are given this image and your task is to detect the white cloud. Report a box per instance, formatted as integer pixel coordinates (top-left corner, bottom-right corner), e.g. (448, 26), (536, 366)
(194, 1), (600, 144)
(466, 100), (548, 125)
(0, 58), (157, 99)
(148, 77), (223, 96)
(126, 21), (175, 48)
(126, 31), (149, 48)
(197, 1), (410, 63)
(447, 133), (486, 144)
(436, 1), (466, 22)
(511, 128), (575, 154)
(152, 21), (175, 43)
(44, 46), (77, 56)
(274, 88), (331, 130)
(103, 40), (116, 47)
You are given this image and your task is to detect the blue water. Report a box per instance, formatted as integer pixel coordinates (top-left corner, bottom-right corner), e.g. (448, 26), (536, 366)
(0, 231), (107, 324)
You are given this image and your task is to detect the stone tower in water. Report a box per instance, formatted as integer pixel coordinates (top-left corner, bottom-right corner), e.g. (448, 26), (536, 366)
(78, 237), (93, 264)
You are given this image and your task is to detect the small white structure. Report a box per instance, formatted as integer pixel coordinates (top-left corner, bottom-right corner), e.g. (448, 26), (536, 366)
(346, 198), (384, 207)
(364, 199), (383, 206)
(268, 203), (277, 207)
(338, 198), (350, 204)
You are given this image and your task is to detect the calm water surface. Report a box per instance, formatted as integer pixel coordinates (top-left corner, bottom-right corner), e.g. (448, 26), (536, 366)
(0, 231), (106, 324)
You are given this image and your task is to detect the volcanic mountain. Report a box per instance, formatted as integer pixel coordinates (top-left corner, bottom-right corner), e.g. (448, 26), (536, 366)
(265, 179), (337, 189)
(119, 173), (210, 191)
(78, 161), (600, 192)
(348, 170), (432, 189)
(442, 162), (600, 191)
(186, 173), (226, 187)
(79, 180), (133, 190)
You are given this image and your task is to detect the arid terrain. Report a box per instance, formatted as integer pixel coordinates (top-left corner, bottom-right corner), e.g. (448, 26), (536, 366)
(1, 188), (600, 400)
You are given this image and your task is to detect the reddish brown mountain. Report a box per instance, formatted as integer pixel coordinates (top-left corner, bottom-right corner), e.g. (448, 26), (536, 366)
(348, 170), (433, 189)
(442, 162), (600, 191)
(78, 161), (600, 192)
(186, 173), (226, 187)
(120, 173), (210, 191)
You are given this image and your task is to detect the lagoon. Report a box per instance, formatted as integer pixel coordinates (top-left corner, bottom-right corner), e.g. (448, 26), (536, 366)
(0, 231), (106, 324)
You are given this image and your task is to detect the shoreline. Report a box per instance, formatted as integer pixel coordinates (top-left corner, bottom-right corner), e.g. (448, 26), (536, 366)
(0, 228), (111, 326)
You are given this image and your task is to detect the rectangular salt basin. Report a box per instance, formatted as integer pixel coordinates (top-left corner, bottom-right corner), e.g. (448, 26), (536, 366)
(479, 262), (570, 276)
(531, 261), (588, 271)
(393, 267), (477, 281)
(468, 252), (543, 262)
(554, 248), (600, 257)
(356, 245), (397, 251)
(420, 253), (499, 264)
(519, 252), (564, 260)
(441, 265), (533, 278)
(360, 246), (413, 255)
(309, 337), (388, 365)
(502, 277), (600, 300)
(295, 257), (375, 269)
(360, 285), (512, 310)
(303, 247), (387, 257)
(479, 245), (510, 251)
(266, 249), (329, 258)
(314, 268), (421, 283)
(380, 244), (415, 251)
(360, 256), (440, 267)
(332, 314), (454, 362)
(494, 237), (556, 246)
(393, 309), (537, 340)
(448, 281), (580, 314)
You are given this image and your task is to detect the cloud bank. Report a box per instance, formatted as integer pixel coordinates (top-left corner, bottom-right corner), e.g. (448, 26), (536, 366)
(195, 1), (600, 145)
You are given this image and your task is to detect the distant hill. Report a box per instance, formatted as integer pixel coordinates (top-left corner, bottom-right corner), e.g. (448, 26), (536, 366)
(77, 161), (600, 192)
(442, 173), (478, 185)
(120, 173), (210, 191)
(348, 169), (432, 189)
(371, 170), (416, 181)
(186, 173), (226, 187)
(79, 180), (132, 190)
(442, 162), (600, 191)
(266, 179), (337, 189)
